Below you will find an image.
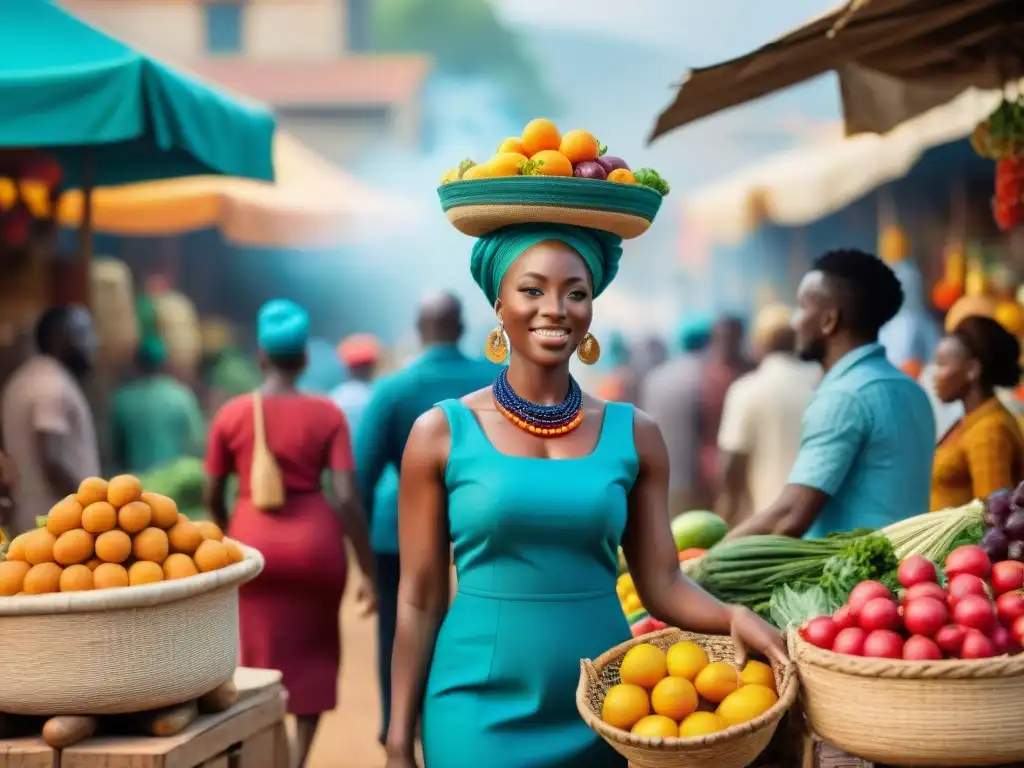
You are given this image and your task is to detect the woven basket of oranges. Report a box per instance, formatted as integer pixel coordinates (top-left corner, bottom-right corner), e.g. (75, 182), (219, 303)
(576, 627), (797, 768)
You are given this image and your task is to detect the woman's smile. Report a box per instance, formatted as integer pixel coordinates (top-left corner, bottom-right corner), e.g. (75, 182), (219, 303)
(530, 326), (572, 347)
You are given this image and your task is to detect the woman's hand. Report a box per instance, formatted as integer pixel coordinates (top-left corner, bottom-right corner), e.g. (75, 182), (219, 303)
(355, 578), (378, 617)
(729, 605), (789, 667)
(384, 755), (417, 768)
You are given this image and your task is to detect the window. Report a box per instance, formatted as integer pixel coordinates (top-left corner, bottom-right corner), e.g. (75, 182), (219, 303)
(204, 2), (243, 55)
(347, 0), (372, 53)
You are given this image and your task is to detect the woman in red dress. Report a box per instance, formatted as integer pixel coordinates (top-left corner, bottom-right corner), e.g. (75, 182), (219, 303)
(204, 299), (376, 767)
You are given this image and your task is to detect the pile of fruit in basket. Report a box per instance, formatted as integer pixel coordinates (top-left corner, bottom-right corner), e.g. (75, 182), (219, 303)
(601, 640), (779, 738)
(799, 546), (1024, 659)
(0, 475), (244, 595)
(440, 118), (670, 195)
(980, 484), (1024, 561)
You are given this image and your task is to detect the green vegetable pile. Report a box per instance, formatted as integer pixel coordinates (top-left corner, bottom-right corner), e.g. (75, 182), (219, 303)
(139, 457), (207, 521)
(634, 168), (670, 197)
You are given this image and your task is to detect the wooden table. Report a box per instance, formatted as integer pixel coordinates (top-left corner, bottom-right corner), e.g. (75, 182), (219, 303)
(0, 668), (287, 768)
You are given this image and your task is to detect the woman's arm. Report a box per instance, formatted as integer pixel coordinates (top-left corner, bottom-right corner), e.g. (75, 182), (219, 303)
(623, 410), (787, 663)
(385, 408), (452, 763)
(330, 468), (376, 583)
(204, 475), (230, 531)
(203, 406), (232, 530)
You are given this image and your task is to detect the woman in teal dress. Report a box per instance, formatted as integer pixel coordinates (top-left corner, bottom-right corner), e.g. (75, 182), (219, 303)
(385, 213), (786, 766)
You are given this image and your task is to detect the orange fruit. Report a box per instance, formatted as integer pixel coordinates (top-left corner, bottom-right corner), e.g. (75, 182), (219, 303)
(163, 553), (199, 580)
(497, 137), (526, 155)
(95, 530), (132, 564)
(600, 683), (650, 730)
(679, 711), (727, 738)
(82, 501), (117, 533)
(619, 643), (668, 689)
(520, 118), (562, 157)
(694, 661), (740, 704)
(195, 521), (224, 542)
(168, 516), (204, 555)
(128, 560), (165, 586)
(93, 562), (129, 589)
(133, 527), (169, 564)
(141, 492), (179, 529)
(84, 558), (103, 571)
(194, 539), (230, 573)
(666, 641), (709, 681)
(461, 163), (491, 181)
(716, 683), (778, 726)
(559, 129), (600, 165)
(6, 533), (27, 562)
(223, 538), (245, 564)
(23, 529), (58, 565)
(46, 495), (84, 536)
(53, 529), (95, 566)
(0, 560), (31, 595)
(24, 562), (63, 594)
(650, 676), (698, 721)
(118, 501), (152, 534)
(527, 150), (573, 177)
(107, 474), (143, 507)
(738, 660), (776, 692)
(76, 477), (108, 507)
(487, 152), (528, 177)
(608, 168), (636, 184)
(631, 714), (678, 738)
(60, 564), (94, 592)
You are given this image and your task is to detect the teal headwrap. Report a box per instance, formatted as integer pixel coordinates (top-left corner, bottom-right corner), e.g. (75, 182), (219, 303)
(470, 223), (623, 306)
(676, 313), (713, 352)
(257, 299), (309, 356)
(137, 333), (167, 369)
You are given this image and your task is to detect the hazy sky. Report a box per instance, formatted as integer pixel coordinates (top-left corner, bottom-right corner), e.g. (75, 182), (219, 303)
(493, 0), (839, 60)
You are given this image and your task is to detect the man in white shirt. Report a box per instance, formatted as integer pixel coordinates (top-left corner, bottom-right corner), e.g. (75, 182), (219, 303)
(716, 304), (820, 526)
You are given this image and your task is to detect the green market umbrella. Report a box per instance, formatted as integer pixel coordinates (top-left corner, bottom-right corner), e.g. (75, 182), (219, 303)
(0, 0), (275, 187)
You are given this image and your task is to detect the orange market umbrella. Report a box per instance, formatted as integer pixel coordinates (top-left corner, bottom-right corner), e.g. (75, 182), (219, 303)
(0, 132), (420, 248)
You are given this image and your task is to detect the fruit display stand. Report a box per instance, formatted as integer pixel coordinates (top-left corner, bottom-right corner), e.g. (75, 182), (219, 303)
(0, 667), (287, 768)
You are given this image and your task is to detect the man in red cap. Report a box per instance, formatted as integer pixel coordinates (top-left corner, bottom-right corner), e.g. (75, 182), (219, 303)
(330, 333), (383, 435)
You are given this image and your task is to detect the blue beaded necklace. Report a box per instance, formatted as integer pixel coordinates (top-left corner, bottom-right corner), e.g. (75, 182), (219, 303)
(492, 368), (584, 437)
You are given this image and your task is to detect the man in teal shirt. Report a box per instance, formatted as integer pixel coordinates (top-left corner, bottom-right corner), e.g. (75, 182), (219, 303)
(354, 292), (499, 744)
(111, 335), (206, 474)
(729, 249), (935, 540)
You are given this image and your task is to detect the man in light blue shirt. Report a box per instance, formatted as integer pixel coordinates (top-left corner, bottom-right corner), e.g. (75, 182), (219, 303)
(729, 248), (935, 539)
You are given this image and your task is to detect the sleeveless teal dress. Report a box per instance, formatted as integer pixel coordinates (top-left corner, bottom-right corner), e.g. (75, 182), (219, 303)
(423, 399), (637, 767)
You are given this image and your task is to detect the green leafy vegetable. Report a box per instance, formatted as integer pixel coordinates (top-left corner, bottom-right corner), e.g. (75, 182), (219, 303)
(597, 141), (608, 157)
(769, 584), (839, 630)
(456, 158), (477, 179)
(818, 534), (899, 604)
(633, 168), (671, 196)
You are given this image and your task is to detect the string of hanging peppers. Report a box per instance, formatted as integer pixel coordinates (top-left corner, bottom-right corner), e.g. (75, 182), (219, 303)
(971, 97), (1024, 232)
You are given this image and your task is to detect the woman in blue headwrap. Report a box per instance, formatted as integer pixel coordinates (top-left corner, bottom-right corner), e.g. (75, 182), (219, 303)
(385, 218), (785, 767)
(203, 299), (377, 768)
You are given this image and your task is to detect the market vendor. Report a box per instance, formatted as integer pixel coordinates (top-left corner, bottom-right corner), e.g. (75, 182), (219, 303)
(728, 249), (935, 540)
(930, 315), (1024, 509)
(386, 169), (785, 767)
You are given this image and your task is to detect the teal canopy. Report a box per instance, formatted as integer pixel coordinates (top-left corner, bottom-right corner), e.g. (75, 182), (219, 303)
(0, 0), (275, 186)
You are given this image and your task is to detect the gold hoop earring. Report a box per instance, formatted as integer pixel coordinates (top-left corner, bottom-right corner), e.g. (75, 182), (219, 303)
(485, 320), (509, 364)
(577, 332), (601, 365)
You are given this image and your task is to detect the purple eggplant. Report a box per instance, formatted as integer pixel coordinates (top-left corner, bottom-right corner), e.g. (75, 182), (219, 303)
(1012, 480), (1024, 508)
(980, 527), (1009, 561)
(1008, 539), (1024, 562)
(573, 161), (607, 180)
(596, 156), (630, 174)
(987, 488), (1013, 526)
(1005, 509), (1024, 541)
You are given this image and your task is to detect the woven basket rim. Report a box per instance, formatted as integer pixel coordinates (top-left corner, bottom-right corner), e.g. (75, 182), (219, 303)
(576, 627), (798, 751)
(0, 545), (264, 616)
(789, 631), (1024, 679)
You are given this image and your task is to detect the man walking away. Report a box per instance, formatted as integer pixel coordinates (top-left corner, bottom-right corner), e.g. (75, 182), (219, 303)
(353, 291), (499, 744)
(2, 306), (100, 535)
(716, 304), (820, 527)
(331, 333), (383, 435)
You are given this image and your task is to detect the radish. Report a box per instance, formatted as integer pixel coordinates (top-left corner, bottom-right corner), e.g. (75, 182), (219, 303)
(802, 616), (839, 650)
(952, 594), (997, 635)
(832, 627), (867, 656)
(903, 581), (947, 604)
(863, 629), (904, 659)
(990, 625), (1019, 655)
(991, 560), (1024, 595)
(935, 624), (967, 656)
(1012, 615), (1024, 648)
(832, 605), (856, 630)
(945, 545), (991, 579)
(902, 635), (942, 660)
(947, 573), (988, 607)
(859, 597), (901, 632)
(903, 597), (949, 637)
(898, 555), (937, 588)
(960, 629), (996, 659)
(996, 591), (1024, 625)
(848, 581), (894, 613)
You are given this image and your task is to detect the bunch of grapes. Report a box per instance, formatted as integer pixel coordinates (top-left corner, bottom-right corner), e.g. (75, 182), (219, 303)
(981, 486), (1024, 562)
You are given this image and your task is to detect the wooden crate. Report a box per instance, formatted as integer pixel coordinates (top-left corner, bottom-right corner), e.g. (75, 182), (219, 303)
(0, 737), (56, 768)
(59, 668), (288, 768)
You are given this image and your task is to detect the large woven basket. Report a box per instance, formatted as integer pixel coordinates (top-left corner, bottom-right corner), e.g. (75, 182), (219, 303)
(0, 547), (264, 716)
(577, 627), (798, 768)
(790, 632), (1024, 765)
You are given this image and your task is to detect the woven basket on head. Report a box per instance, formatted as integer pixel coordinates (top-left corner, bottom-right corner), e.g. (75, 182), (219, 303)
(577, 627), (798, 768)
(0, 546), (264, 716)
(790, 632), (1024, 766)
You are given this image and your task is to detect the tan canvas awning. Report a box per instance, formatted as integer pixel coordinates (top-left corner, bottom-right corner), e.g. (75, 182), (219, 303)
(651, 0), (1024, 141)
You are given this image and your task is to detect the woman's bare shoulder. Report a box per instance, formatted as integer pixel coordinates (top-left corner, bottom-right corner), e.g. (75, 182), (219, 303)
(459, 386), (493, 409)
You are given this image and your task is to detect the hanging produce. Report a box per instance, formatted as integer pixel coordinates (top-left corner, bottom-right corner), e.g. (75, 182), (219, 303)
(971, 97), (1024, 232)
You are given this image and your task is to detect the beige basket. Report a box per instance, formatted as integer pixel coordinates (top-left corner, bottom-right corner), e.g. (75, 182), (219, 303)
(790, 632), (1024, 766)
(0, 547), (264, 716)
(577, 627), (798, 768)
